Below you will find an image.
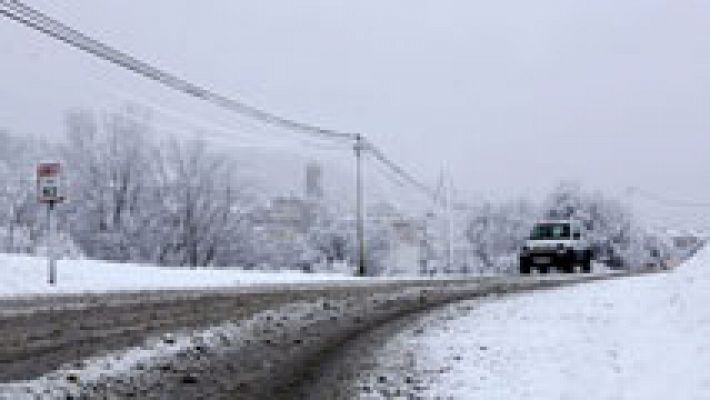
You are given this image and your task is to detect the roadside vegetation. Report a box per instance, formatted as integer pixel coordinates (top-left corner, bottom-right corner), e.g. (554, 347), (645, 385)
(0, 108), (696, 275)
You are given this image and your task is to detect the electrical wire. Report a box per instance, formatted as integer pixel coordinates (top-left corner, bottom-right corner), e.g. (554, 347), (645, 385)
(89, 84), (352, 153)
(0, 0), (439, 202)
(0, 0), (356, 142)
(365, 139), (438, 200)
(626, 186), (710, 209)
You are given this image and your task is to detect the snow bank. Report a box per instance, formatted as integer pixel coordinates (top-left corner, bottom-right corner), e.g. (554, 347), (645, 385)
(315, 245), (710, 399)
(0, 253), (357, 298)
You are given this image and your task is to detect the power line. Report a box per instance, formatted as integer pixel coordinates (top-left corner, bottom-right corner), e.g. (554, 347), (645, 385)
(0, 0), (355, 142)
(366, 154), (428, 213)
(93, 86), (352, 153)
(626, 186), (710, 209)
(365, 139), (438, 199)
(0, 0), (438, 201)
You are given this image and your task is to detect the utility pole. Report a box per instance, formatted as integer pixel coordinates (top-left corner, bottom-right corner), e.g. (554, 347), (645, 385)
(439, 166), (454, 274)
(446, 172), (454, 274)
(420, 211), (433, 276)
(355, 134), (366, 276)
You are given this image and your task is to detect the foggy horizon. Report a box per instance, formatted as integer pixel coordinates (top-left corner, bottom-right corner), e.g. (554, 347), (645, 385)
(1, 0), (709, 229)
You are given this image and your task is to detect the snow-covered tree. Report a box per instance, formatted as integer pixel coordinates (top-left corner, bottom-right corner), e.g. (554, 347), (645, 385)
(62, 108), (156, 261)
(0, 131), (41, 253)
(148, 138), (250, 268)
(542, 181), (674, 269)
(465, 198), (536, 272)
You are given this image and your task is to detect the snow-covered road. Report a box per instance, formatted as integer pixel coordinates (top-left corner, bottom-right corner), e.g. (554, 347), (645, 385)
(305, 247), (710, 399)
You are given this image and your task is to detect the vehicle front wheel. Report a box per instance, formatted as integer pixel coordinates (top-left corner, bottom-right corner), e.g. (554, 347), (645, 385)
(560, 254), (574, 273)
(519, 258), (531, 274)
(563, 261), (575, 274)
(582, 254), (592, 273)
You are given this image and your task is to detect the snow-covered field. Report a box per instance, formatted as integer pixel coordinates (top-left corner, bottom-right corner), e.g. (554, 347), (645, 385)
(319, 246), (710, 399)
(0, 253), (358, 298)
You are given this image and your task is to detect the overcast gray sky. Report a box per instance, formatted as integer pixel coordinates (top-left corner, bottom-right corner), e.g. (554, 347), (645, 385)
(1, 0), (709, 228)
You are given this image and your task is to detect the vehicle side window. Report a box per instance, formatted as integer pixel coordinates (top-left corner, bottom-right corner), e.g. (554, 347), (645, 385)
(573, 227), (581, 240)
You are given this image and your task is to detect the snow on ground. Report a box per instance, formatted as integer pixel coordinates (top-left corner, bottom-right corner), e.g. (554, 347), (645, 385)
(0, 253), (358, 297)
(325, 247), (710, 399)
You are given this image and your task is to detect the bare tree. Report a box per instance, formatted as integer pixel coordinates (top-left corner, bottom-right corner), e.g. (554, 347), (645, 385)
(0, 131), (40, 253)
(152, 139), (242, 267)
(62, 107), (155, 261)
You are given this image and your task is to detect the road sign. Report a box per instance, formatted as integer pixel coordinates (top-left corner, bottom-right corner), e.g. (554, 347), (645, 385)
(37, 162), (64, 204)
(37, 162), (63, 285)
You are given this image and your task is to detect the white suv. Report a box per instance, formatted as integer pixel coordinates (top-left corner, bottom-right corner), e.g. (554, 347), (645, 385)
(519, 220), (592, 274)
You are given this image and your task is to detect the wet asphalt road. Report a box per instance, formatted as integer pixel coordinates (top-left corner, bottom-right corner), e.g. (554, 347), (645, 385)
(0, 273), (630, 399)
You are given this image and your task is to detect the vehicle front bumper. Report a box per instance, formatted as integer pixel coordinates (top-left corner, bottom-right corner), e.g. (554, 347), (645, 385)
(520, 251), (571, 266)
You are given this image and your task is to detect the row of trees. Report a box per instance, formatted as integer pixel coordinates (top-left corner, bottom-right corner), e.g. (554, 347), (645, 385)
(0, 129), (44, 255)
(62, 108), (255, 267)
(464, 182), (678, 272)
(0, 108), (363, 271)
(0, 108), (683, 275)
(464, 199), (536, 271)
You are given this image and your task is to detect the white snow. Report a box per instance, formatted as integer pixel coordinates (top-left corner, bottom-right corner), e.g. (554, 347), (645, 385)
(359, 246), (710, 399)
(0, 253), (358, 297)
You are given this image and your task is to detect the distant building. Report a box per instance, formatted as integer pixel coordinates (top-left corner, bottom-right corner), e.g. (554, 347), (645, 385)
(386, 217), (427, 276)
(250, 195), (314, 237)
(305, 161), (323, 201)
(366, 202), (429, 276)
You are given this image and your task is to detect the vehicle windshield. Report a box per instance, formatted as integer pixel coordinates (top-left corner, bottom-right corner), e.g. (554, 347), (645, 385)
(529, 223), (571, 240)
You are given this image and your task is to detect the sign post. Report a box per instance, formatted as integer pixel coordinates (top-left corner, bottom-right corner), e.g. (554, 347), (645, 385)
(37, 162), (64, 285)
